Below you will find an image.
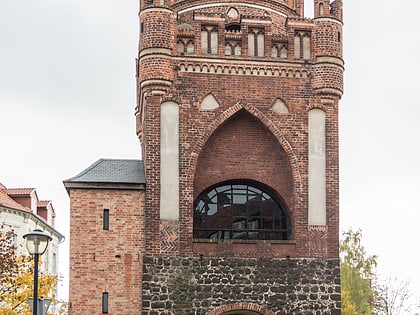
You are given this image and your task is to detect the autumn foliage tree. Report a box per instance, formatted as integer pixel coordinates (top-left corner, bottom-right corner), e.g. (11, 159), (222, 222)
(340, 229), (420, 315)
(0, 230), (57, 314)
(340, 228), (377, 315)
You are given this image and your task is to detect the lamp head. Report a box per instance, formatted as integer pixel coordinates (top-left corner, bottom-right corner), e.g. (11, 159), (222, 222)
(23, 229), (52, 255)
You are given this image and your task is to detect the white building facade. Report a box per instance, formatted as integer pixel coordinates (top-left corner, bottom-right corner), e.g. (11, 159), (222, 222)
(0, 183), (64, 312)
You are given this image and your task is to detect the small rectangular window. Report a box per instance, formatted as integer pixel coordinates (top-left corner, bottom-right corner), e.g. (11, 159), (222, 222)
(102, 292), (109, 314)
(294, 34), (301, 59)
(248, 28), (265, 57)
(201, 25), (218, 54)
(103, 209), (109, 230)
(303, 36), (311, 59)
(294, 31), (311, 60)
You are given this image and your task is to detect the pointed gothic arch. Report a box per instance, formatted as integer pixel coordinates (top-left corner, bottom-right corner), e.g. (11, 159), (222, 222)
(226, 7), (239, 19)
(189, 103), (302, 195)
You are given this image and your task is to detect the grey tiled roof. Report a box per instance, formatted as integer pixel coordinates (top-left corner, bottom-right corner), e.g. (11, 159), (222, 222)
(64, 159), (145, 185)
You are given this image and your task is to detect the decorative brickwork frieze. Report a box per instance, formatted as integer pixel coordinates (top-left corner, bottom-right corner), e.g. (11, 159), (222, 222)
(160, 220), (179, 254)
(308, 225), (328, 257)
(177, 62), (311, 78)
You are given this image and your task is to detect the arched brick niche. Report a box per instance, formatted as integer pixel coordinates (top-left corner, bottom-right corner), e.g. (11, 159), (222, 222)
(193, 109), (294, 212)
(207, 303), (276, 315)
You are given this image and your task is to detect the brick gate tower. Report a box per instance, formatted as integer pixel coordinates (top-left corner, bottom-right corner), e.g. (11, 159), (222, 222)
(65, 0), (343, 313)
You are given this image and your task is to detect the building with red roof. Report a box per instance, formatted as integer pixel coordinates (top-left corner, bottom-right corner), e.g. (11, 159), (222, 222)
(0, 182), (64, 273)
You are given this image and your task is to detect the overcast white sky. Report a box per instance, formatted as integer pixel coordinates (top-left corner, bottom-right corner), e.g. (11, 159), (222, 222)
(1, 0), (419, 308)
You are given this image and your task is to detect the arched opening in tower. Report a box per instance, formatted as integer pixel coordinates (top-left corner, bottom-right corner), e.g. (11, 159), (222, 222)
(193, 109), (294, 240)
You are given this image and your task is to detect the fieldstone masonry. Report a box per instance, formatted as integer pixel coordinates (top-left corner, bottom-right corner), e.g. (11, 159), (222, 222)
(142, 256), (341, 315)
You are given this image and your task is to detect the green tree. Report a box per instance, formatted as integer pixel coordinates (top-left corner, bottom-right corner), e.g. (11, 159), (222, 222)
(340, 228), (377, 315)
(0, 230), (57, 315)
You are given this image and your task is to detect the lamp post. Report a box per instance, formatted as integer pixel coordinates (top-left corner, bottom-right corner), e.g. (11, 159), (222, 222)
(23, 229), (52, 315)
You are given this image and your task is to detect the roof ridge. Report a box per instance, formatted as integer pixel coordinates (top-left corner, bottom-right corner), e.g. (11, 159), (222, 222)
(4, 188), (36, 194)
(38, 200), (52, 205)
(99, 158), (141, 161)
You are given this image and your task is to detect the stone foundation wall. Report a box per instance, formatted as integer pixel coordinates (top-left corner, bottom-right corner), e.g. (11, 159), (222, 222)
(142, 256), (341, 315)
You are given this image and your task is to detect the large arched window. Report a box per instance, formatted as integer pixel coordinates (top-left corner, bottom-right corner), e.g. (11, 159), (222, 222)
(194, 181), (291, 240)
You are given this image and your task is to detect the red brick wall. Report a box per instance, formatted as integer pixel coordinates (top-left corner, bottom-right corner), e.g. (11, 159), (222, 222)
(68, 188), (144, 315)
(137, 0), (342, 259)
(194, 110), (294, 216)
(11, 196), (32, 209)
(171, 72), (339, 258)
(37, 208), (48, 222)
(68, 0), (344, 313)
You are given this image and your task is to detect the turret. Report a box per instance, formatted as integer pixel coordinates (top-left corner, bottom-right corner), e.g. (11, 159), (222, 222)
(295, 0), (304, 17)
(314, 0), (330, 18)
(312, 0), (344, 97)
(138, 0), (174, 84)
(331, 0), (343, 21)
(315, 0), (342, 19)
(136, 0), (175, 150)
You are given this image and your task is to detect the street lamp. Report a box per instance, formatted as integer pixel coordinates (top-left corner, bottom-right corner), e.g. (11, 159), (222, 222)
(23, 229), (52, 315)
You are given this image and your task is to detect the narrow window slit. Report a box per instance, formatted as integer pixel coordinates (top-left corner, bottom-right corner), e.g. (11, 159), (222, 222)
(103, 209), (109, 230)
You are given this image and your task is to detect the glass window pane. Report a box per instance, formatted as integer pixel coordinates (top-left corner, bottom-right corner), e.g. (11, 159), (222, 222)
(102, 292), (109, 314)
(103, 209), (109, 230)
(193, 181), (290, 240)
